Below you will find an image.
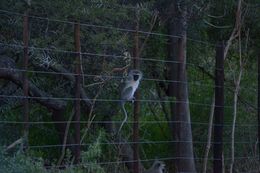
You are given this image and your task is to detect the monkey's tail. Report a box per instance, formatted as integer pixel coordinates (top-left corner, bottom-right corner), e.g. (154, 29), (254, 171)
(118, 103), (128, 133)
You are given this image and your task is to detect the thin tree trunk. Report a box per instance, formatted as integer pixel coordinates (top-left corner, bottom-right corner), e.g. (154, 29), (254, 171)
(175, 35), (196, 172)
(162, 2), (196, 171)
(229, 25), (243, 173)
(202, 94), (215, 173)
(230, 70), (242, 173)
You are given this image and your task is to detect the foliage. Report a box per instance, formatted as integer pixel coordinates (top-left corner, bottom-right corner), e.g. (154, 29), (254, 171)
(0, 149), (47, 173)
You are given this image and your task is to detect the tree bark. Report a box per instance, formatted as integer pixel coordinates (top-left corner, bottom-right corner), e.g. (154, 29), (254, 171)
(165, 2), (196, 171)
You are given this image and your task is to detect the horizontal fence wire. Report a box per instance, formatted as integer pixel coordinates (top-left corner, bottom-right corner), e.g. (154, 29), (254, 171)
(0, 42), (257, 92)
(0, 42), (209, 66)
(0, 9), (217, 46)
(1, 140), (255, 149)
(42, 156), (258, 168)
(0, 120), (258, 128)
(0, 94), (234, 108)
(0, 66), (257, 93)
(1, 45), (258, 78)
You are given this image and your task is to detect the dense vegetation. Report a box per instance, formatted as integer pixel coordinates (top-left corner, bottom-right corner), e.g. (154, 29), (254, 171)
(0, 0), (259, 172)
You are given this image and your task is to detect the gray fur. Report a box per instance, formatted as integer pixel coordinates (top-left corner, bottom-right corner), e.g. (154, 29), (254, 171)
(118, 69), (142, 132)
(144, 160), (166, 173)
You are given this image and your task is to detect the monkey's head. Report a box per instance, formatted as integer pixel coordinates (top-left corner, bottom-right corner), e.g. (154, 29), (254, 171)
(128, 69), (143, 81)
(152, 160), (166, 173)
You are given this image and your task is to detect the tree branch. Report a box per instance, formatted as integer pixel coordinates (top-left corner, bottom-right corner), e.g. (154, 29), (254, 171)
(0, 57), (66, 110)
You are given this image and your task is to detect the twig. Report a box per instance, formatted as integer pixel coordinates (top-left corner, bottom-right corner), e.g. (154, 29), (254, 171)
(203, 19), (231, 29)
(207, 12), (226, 19)
(5, 137), (23, 152)
(111, 65), (130, 73)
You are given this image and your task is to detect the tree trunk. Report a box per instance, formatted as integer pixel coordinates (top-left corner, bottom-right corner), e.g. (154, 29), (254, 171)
(166, 2), (196, 172)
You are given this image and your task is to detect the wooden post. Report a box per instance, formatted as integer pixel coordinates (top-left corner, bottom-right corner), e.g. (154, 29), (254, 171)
(22, 11), (29, 150)
(213, 42), (225, 173)
(133, 6), (140, 173)
(74, 21), (81, 164)
(257, 53), (260, 161)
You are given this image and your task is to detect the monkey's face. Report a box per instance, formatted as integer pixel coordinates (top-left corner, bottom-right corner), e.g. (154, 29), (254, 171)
(133, 74), (140, 81)
(161, 166), (166, 173)
(129, 70), (142, 81)
(153, 161), (166, 173)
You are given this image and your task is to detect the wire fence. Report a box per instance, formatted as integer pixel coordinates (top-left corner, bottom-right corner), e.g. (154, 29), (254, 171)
(0, 2), (259, 173)
(0, 120), (259, 127)
(3, 140), (255, 149)
(0, 9), (217, 46)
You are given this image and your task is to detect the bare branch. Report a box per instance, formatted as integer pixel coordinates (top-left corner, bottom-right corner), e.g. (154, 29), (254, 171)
(0, 57), (66, 110)
(224, 0), (242, 59)
(5, 137), (23, 152)
(207, 13), (226, 19)
(203, 19), (231, 29)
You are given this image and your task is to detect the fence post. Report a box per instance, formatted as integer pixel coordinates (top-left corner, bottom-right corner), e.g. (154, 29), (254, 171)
(133, 6), (140, 173)
(213, 42), (225, 173)
(22, 11), (29, 150)
(257, 53), (260, 161)
(74, 21), (81, 164)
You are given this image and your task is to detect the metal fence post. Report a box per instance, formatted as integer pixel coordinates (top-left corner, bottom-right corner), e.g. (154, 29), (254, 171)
(257, 53), (260, 161)
(213, 42), (225, 173)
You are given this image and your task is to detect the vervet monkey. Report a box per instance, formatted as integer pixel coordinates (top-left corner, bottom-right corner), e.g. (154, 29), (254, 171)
(144, 160), (166, 173)
(118, 69), (143, 132)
